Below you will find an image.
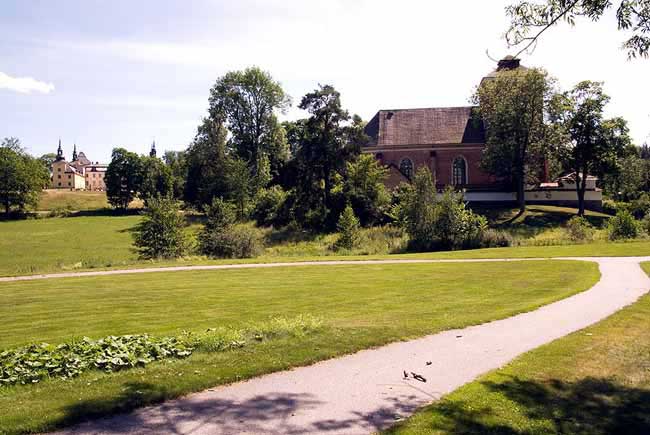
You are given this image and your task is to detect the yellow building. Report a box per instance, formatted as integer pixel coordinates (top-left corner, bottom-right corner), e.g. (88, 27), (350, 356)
(50, 140), (108, 191)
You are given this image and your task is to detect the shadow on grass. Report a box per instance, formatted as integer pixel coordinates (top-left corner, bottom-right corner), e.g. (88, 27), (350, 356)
(388, 376), (650, 435)
(56, 382), (422, 434)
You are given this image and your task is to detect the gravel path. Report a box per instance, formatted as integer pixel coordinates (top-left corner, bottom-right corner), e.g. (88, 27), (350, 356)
(48, 256), (650, 435)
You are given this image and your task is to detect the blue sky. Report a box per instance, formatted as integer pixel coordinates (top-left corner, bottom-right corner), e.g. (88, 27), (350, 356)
(1, 0), (648, 162)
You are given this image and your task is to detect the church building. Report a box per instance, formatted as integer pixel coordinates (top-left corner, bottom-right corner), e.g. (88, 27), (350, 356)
(362, 57), (603, 210)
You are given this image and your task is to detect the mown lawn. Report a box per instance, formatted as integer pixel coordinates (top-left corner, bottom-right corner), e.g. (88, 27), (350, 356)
(1, 213), (650, 278)
(386, 262), (650, 435)
(0, 261), (599, 433)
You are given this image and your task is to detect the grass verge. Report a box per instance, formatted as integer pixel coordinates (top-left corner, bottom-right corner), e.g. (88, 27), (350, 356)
(0, 261), (598, 433)
(386, 261), (650, 435)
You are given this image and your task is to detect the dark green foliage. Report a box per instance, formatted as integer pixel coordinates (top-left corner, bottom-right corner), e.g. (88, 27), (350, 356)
(566, 216), (594, 241)
(603, 152), (650, 201)
(0, 137), (49, 216)
(0, 334), (193, 386)
(550, 81), (631, 215)
(208, 66), (290, 177)
(252, 185), (288, 227)
(474, 68), (554, 212)
(105, 148), (142, 210)
(162, 150), (188, 200)
(342, 154), (390, 226)
(199, 198), (263, 258)
(133, 196), (187, 259)
(139, 156), (174, 206)
(608, 210), (639, 240)
(397, 168), (489, 251)
(334, 205), (360, 251)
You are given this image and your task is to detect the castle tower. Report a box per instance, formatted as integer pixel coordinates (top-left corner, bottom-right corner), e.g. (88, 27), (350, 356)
(55, 139), (65, 161)
(72, 143), (78, 161)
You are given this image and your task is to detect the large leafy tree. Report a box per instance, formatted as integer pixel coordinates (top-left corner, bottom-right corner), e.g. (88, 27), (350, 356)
(105, 148), (143, 210)
(0, 137), (49, 216)
(139, 156), (174, 205)
(208, 67), (290, 179)
(162, 150), (188, 199)
(506, 0), (650, 58)
(342, 154), (390, 226)
(292, 85), (361, 227)
(550, 81), (632, 215)
(474, 67), (554, 213)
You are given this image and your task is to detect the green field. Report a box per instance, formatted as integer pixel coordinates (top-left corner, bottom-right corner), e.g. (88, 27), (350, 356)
(387, 262), (650, 435)
(35, 190), (110, 211)
(2, 213), (650, 277)
(0, 261), (599, 433)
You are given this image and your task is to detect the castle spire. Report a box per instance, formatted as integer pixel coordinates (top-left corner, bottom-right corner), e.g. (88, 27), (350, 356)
(149, 140), (157, 158)
(55, 138), (64, 161)
(72, 143), (78, 161)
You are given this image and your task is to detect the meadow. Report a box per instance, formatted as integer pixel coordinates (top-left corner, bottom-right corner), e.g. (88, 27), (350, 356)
(0, 260), (599, 433)
(386, 262), (650, 435)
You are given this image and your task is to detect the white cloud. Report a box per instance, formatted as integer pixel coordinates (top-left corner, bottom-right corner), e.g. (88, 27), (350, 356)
(0, 71), (55, 94)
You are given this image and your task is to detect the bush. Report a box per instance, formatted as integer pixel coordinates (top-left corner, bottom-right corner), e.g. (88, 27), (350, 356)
(334, 205), (361, 251)
(252, 186), (288, 227)
(396, 168), (489, 252)
(480, 229), (514, 248)
(133, 196), (188, 259)
(566, 216), (594, 241)
(642, 212), (650, 235)
(628, 193), (650, 219)
(199, 198), (263, 258)
(608, 210), (639, 241)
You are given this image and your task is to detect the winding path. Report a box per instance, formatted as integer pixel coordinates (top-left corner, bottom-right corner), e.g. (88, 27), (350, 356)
(42, 256), (650, 435)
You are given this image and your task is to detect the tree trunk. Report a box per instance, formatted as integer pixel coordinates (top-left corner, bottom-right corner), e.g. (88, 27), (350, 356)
(4, 200), (9, 217)
(577, 170), (588, 217)
(517, 178), (526, 213)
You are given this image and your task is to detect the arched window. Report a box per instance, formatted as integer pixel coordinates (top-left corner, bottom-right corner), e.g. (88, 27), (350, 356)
(452, 156), (467, 185)
(399, 158), (414, 179)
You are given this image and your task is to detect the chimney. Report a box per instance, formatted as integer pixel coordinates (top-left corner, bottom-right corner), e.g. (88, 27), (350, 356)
(497, 55), (521, 71)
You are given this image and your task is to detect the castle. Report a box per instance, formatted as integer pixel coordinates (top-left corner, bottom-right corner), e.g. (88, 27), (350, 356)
(50, 140), (108, 191)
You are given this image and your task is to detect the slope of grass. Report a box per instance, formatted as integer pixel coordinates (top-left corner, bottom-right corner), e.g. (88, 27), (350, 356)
(0, 261), (599, 433)
(35, 190), (110, 211)
(387, 262), (650, 435)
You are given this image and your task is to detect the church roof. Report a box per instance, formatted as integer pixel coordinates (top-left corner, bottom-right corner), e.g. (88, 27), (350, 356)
(364, 106), (485, 147)
(73, 152), (91, 166)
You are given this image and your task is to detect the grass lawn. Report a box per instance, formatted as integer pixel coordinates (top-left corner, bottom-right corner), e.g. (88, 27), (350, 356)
(34, 190), (144, 212)
(386, 261), (650, 435)
(0, 260), (599, 433)
(1, 212), (649, 277)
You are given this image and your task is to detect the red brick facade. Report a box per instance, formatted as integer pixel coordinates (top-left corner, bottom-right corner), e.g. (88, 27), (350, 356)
(362, 107), (498, 190)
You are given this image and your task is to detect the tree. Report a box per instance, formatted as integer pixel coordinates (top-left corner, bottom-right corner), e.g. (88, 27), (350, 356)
(506, 0), (650, 59)
(474, 67), (554, 213)
(549, 81), (631, 215)
(334, 204), (360, 251)
(139, 156), (174, 206)
(39, 153), (58, 171)
(133, 195), (187, 258)
(342, 154), (390, 226)
(105, 148), (142, 210)
(0, 138), (49, 216)
(184, 118), (232, 208)
(208, 67), (290, 177)
(163, 150), (188, 199)
(292, 85), (359, 228)
(641, 143), (650, 159)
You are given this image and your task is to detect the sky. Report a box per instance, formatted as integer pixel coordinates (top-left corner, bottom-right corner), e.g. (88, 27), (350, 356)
(1, 0), (648, 162)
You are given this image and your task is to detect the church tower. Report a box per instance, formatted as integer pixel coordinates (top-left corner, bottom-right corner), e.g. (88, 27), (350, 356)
(55, 139), (65, 161)
(149, 140), (157, 158)
(72, 143), (78, 161)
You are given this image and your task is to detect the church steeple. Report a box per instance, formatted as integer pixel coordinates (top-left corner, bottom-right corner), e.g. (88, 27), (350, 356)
(149, 140), (157, 158)
(72, 143), (78, 161)
(55, 139), (64, 161)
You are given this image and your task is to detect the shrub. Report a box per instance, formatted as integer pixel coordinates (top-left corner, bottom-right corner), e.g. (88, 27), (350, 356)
(642, 212), (650, 235)
(566, 216), (594, 241)
(133, 196), (188, 259)
(252, 185), (288, 227)
(628, 193), (650, 219)
(608, 210), (639, 240)
(199, 198), (263, 258)
(480, 229), (514, 248)
(334, 205), (361, 251)
(396, 168), (489, 252)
